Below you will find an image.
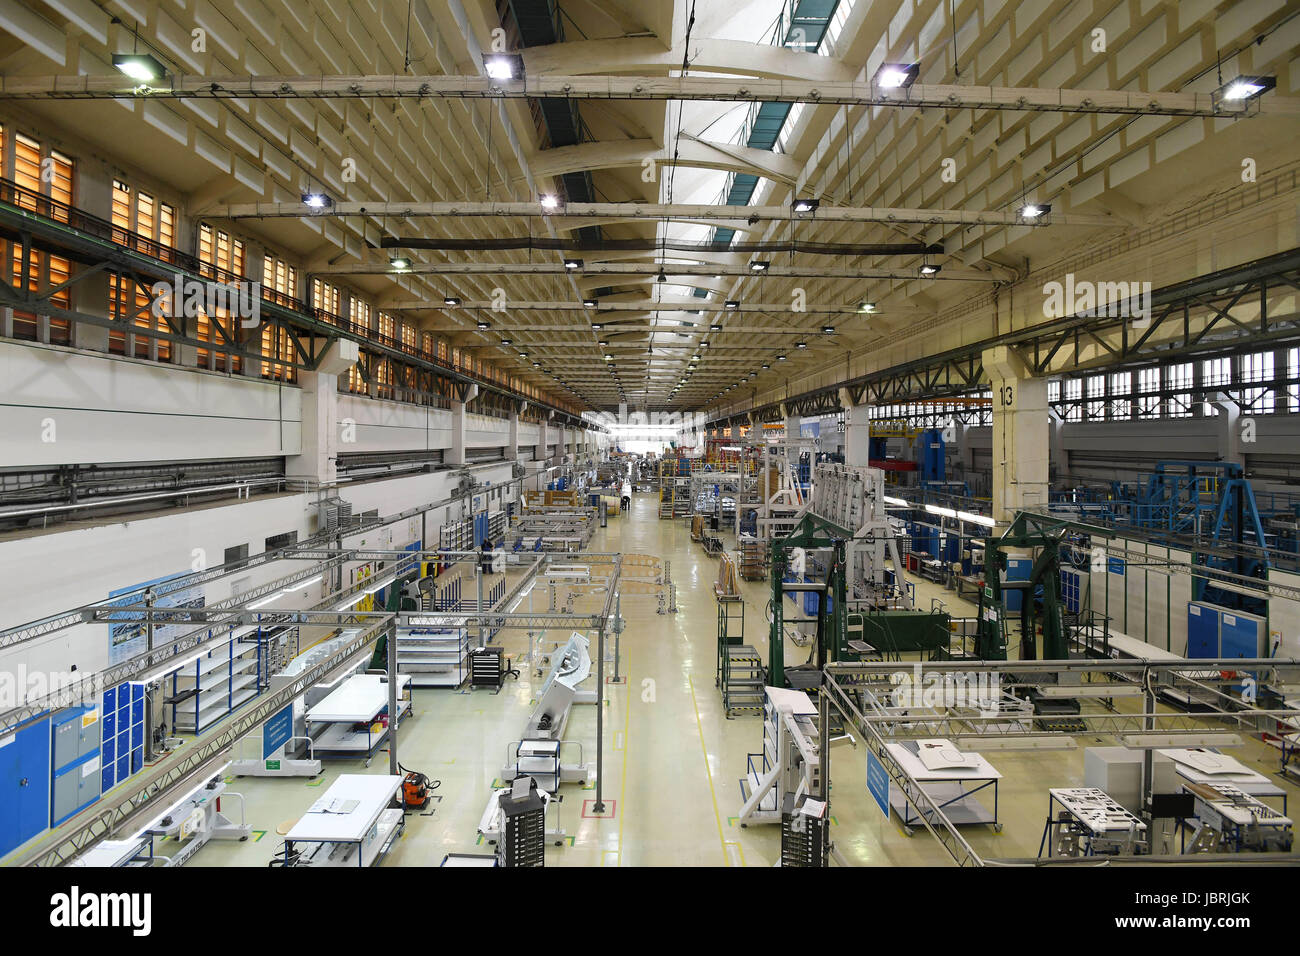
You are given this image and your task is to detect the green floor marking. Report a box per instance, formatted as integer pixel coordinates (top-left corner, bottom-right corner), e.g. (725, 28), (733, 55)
(252, 830), (266, 842)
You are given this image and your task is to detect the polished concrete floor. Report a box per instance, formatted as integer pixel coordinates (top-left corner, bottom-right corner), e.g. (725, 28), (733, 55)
(188, 492), (1299, 867)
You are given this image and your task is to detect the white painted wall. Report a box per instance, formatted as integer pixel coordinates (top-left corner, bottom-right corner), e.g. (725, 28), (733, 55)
(1, 341), (302, 466)
(0, 461), (517, 699)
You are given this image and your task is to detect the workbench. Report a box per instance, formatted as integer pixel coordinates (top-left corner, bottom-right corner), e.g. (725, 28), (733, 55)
(1039, 787), (1147, 857)
(1182, 781), (1293, 853)
(306, 673), (412, 763)
(283, 774), (404, 867)
(885, 740), (1001, 832)
(1159, 748), (1288, 815)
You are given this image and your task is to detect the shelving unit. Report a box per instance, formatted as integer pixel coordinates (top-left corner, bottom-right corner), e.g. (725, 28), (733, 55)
(439, 510), (507, 550)
(395, 625), (471, 687)
(169, 633), (264, 735)
(739, 536), (768, 580)
(439, 516), (473, 551)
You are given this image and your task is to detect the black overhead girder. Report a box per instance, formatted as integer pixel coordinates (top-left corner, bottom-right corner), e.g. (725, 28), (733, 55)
(717, 248), (1300, 427)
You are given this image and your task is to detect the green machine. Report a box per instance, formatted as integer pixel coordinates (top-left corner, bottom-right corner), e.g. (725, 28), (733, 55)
(975, 511), (1070, 661)
(768, 513), (851, 687)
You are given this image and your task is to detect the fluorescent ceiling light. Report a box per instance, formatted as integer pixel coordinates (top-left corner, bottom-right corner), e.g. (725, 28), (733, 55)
(443, 296), (461, 306)
(858, 302), (876, 313)
(564, 258), (583, 270)
(749, 261), (769, 273)
(924, 503), (957, 518)
(539, 194), (560, 211)
(1018, 203), (1051, 219)
(1119, 733), (1243, 749)
(919, 263), (941, 276)
(792, 198), (820, 214)
(301, 192), (332, 209)
(724, 300), (739, 309)
(883, 496), (908, 507)
(957, 510), (996, 527)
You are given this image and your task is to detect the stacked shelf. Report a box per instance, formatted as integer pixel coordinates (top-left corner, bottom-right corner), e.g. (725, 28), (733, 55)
(170, 635), (263, 734)
(395, 626), (471, 687)
(439, 517), (474, 551)
(739, 537), (768, 580)
(723, 645), (765, 716)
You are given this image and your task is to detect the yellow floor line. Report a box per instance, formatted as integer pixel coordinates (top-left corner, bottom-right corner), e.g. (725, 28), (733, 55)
(687, 674), (730, 865)
(617, 652), (631, 867)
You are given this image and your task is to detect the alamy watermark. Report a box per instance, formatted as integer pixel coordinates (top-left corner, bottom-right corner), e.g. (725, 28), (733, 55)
(1042, 273), (1152, 327)
(151, 274), (262, 329)
(889, 664), (1002, 717)
(1, 665), (97, 709)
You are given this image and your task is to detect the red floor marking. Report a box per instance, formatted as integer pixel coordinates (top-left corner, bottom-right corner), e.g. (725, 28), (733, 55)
(582, 798), (617, 819)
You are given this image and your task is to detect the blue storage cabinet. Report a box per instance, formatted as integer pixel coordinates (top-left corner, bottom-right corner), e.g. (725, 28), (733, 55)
(1187, 602), (1218, 657)
(1004, 556), (1032, 612)
(0, 715), (51, 858)
(50, 705), (102, 826)
(1187, 603), (1264, 660)
(1220, 611), (1263, 659)
(100, 682), (145, 794)
(1060, 568), (1083, 614)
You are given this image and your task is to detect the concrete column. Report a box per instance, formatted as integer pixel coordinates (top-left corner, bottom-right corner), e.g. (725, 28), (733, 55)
(535, 411), (552, 490)
(1049, 407), (1070, 481)
(446, 384), (478, 467)
(841, 395), (872, 468)
(286, 339), (359, 483)
(508, 403), (522, 459)
(984, 345), (1050, 523)
(1213, 393), (1244, 465)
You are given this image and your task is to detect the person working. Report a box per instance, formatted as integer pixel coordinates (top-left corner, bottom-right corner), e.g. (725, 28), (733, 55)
(621, 479), (632, 514)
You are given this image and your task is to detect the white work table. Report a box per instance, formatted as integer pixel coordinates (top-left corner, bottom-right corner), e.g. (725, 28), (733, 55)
(1097, 632), (1183, 661)
(307, 674), (410, 722)
(1039, 787), (1147, 858)
(306, 673), (412, 761)
(885, 741), (1002, 830)
(284, 774), (404, 867)
(1159, 748), (1288, 815)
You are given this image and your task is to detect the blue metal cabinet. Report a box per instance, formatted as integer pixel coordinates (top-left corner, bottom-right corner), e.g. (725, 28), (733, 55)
(100, 682), (144, 793)
(0, 716), (51, 858)
(1004, 557), (1032, 612)
(1187, 602), (1220, 657)
(1220, 611), (1262, 660)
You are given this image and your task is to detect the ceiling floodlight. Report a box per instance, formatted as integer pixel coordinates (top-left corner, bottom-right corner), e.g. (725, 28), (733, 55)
(113, 53), (166, 83)
(874, 63), (919, 89)
(484, 53), (524, 81)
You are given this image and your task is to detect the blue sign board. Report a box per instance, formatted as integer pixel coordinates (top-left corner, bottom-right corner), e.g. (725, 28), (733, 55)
(866, 750), (891, 817)
(1107, 556), (1126, 576)
(262, 703), (294, 760)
